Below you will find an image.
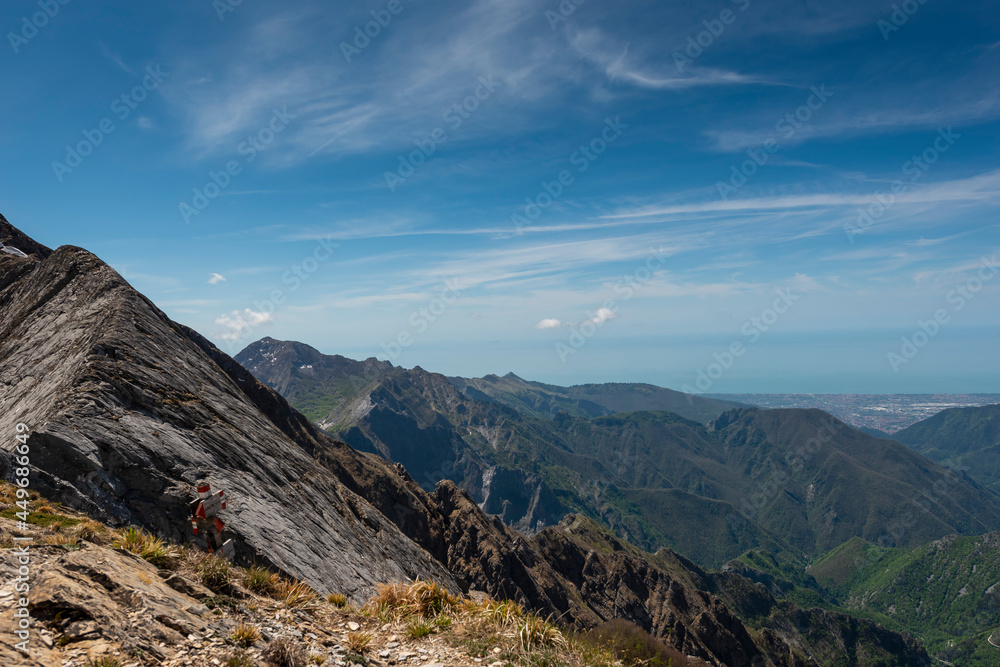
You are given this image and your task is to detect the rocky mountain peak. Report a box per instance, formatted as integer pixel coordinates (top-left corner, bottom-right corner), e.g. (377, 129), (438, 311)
(0, 213), (53, 259)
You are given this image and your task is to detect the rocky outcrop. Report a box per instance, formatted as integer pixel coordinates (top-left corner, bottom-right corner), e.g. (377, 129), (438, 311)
(13, 544), (228, 661)
(0, 242), (456, 601)
(479, 465), (566, 533)
(0, 213), (52, 259)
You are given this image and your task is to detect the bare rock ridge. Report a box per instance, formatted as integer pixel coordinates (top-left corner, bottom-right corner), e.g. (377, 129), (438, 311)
(0, 236), (455, 600)
(0, 218), (931, 666)
(0, 212), (53, 259)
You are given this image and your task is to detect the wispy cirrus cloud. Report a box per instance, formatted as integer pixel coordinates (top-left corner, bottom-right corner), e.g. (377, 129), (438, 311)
(603, 169), (1000, 220)
(570, 29), (762, 91)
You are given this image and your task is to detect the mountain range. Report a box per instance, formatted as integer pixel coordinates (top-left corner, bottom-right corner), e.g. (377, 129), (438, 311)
(235, 334), (1000, 664)
(2, 214), (998, 665)
(236, 338), (1000, 565)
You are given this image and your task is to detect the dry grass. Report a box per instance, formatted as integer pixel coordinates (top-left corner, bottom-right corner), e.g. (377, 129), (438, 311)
(263, 637), (304, 667)
(73, 518), (115, 545)
(275, 578), (321, 609)
(517, 615), (566, 651)
(359, 581), (619, 667)
(225, 651), (257, 667)
(406, 617), (434, 639)
(0, 482), (116, 549)
(230, 621), (262, 647)
(113, 526), (181, 568)
(365, 580), (459, 621)
(346, 630), (374, 654)
(327, 593), (348, 608)
(243, 565), (281, 596)
(462, 598), (526, 629)
(192, 551), (235, 591)
(581, 619), (690, 667)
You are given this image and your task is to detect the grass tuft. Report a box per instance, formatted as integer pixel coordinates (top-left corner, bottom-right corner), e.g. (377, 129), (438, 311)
(113, 526), (180, 568)
(263, 637), (304, 667)
(74, 519), (114, 545)
(346, 630), (374, 654)
(243, 565), (281, 596)
(517, 615), (566, 651)
(226, 650), (257, 667)
(327, 592), (348, 607)
(275, 578), (321, 608)
(406, 618), (434, 639)
(231, 621), (262, 647)
(365, 580), (458, 621)
(195, 552), (235, 591)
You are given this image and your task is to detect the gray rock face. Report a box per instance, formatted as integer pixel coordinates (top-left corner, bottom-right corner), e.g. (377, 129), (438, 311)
(479, 465), (566, 534)
(0, 242), (456, 600)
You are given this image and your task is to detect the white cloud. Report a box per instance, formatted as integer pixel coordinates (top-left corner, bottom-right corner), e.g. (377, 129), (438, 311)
(571, 30), (762, 92)
(604, 169), (1000, 220)
(534, 308), (615, 332)
(209, 273), (227, 284)
(589, 307), (617, 325)
(216, 309), (273, 342)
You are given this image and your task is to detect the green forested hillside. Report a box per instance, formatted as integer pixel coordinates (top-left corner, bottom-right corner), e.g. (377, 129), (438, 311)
(893, 403), (1000, 493)
(807, 533), (1000, 663)
(448, 372), (743, 424)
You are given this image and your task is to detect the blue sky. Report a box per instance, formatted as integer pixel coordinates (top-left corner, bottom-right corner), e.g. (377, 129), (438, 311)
(2, 0), (999, 393)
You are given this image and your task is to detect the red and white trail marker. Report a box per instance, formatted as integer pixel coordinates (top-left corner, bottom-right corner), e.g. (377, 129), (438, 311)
(190, 481), (235, 560)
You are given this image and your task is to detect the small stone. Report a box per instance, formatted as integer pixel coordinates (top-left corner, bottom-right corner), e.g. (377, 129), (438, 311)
(493, 647), (503, 654)
(386, 642), (400, 649)
(380, 650), (391, 658)
(347, 622), (361, 631)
